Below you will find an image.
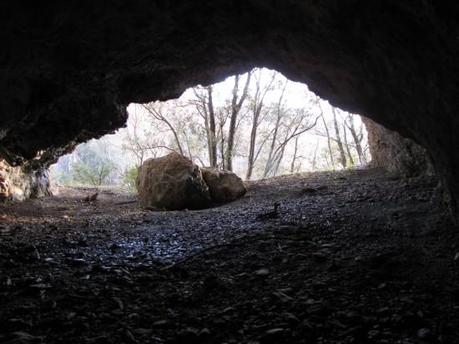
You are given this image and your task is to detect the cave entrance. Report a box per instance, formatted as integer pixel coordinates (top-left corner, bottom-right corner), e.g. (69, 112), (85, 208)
(3, 70), (457, 343)
(2, 2), (459, 341)
(50, 68), (370, 192)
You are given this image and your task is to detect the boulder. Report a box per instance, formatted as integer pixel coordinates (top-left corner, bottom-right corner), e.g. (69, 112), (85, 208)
(136, 153), (211, 210)
(201, 168), (246, 203)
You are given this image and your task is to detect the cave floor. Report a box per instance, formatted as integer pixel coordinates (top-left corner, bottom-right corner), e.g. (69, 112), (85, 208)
(1, 168), (459, 343)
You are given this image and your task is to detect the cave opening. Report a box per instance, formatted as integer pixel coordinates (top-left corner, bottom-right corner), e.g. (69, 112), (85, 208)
(2, 1), (459, 342)
(2, 69), (458, 343)
(50, 68), (371, 192)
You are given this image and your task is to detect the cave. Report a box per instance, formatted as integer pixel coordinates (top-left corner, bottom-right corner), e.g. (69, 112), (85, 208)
(1, 1), (459, 343)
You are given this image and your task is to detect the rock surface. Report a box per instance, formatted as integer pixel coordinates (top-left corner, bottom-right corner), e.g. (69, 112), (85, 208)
(1, 2), (459, 214)
(136, 153), (211, 210)
(201, 167), (247, 203)
(363, 118), (435, 177)
(0, 160), (51, 201)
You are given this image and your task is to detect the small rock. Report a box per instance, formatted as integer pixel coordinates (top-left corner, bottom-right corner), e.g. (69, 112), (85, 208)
(152, 319), (169, 327)
(199, 328), (211, 337)
(261, 328), (287, 343)
(265, 328), (284, 335)
(134, 328), (152, 336)
(283, 312), (300, 323)
(254, 268), (270, 276)
(176, 327), (200, 343)
(368, 329), (380, 338)
(68, 258), (87, 266)
(272, 291), (293, 303)
(417, 328), (432, 339)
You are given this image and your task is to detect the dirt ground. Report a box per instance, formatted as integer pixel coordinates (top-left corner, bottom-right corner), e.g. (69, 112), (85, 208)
(0, 168), (458, 344)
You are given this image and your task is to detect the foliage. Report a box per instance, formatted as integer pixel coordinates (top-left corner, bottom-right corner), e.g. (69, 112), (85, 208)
(71, 160), (115, 187)
(54, 139), (118, 187)
(123, 166), (138, 190)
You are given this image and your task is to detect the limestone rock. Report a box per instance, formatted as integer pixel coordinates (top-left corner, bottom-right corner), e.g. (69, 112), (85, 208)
(201, 168), (246, 203)
(136, 153), (211, 210)
(0, 160), (52, 201)
(363, 118), (435, 177)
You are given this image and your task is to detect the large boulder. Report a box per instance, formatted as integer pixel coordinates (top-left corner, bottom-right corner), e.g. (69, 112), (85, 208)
(363, 118), (435, 177)
(136, 153), (211, 210)
(201, 168), (246, 204)
(0, 160), (52, 202)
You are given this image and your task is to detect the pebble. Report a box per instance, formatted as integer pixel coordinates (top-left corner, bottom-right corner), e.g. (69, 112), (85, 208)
(254, 268), (270, 276)
(417, 328), (432, 339)
(265, 328), (284, 335)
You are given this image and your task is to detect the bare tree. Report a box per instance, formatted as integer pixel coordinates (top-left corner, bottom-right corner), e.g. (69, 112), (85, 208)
(311, 138), (320, 170)
(121, 110), (171, 167)
(332, 108), (347, 169)
(225, 72), (251, 171)
(190, 87), (218, 167)
(264, 81), (288, 176)
(345, 114), (366, 165)
(342, 120), (355, 166)
(317, 100), (335, 170)
(206, 86), (218, 167)
(246, 70), (276, 180)
(264, 108), (319, 177)
(290, 136), (300, 173)
(141, 102), (185, 156)
(121, 111), (150, 167)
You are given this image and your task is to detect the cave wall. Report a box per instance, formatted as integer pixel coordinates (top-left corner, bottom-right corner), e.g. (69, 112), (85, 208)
(363, 118), (435, 177)
(0, 160), (52, 201)
(1, 1), (459, 214)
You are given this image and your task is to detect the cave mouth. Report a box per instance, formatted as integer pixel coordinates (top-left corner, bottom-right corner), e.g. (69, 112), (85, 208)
(2, 70), (458, 342)
(49, 68), (371, 193)
(2, 1), (459, 341)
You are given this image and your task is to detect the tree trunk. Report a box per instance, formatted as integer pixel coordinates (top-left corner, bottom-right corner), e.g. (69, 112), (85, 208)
(342, 121), (355, 166)
(290, 136), (299, 173)
(272, 145), (286, 176)
(206, 86), (218, 168)
(332, 108), (347, 169)
(321, 114), (335, 170)
(226, 73), (251, 171)
(347, 115), (366, 165)
(202, 102), (213, 166)
(264, 84), (286, 177)
(246, 69), (276, 180)
(246, 113), (259, 180)
(312, 139), (319, 170)
(219, 121), (225, 169)
(264, 115), (281, 177)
